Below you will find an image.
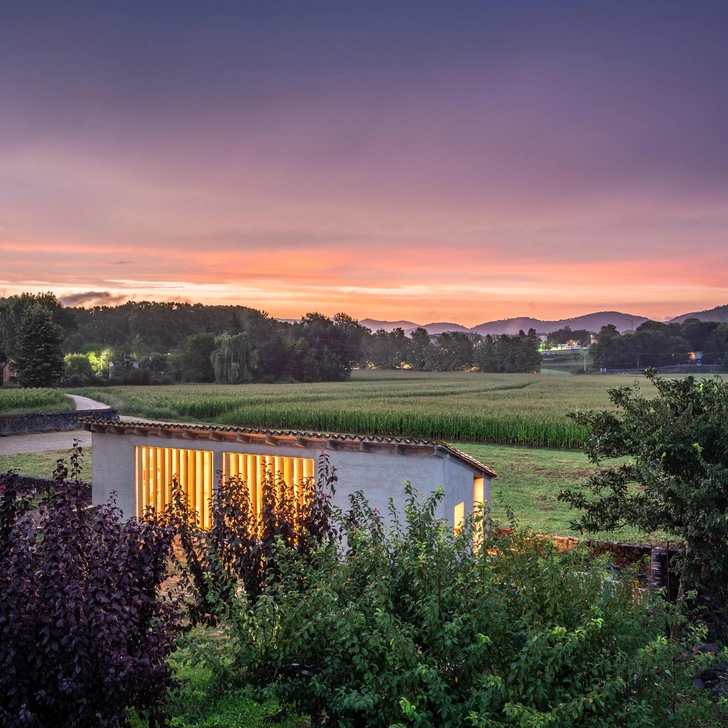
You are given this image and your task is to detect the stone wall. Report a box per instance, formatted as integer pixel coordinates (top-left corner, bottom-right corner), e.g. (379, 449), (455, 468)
(0, 409), (119, 436)
(499, 528), (680, 594)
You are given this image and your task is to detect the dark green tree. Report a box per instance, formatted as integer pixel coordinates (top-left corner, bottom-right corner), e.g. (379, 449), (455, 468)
(430, 331), (475, 371)
(170, 332), (217, 382)
(15, 303), (65, 388)
(476, 335), (541, 373)
(560, 371), (728, 582)
(295, 312), (351, 381)
(63, 353), (94, 384)
(679, 318), (718, 352)
(702, 323), (728, 365)
(406, 327), (434, 370)
(547, 326), (592, 346)
(332, 312), (369, 368)
(0, 292), (75, 360)
(591, 323), (690, 370)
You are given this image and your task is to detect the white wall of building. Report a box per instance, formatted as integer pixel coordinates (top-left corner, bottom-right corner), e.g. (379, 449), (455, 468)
(91, 431), (491, 529)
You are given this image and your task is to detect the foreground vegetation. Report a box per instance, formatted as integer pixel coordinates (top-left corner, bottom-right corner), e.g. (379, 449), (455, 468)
(0, 387), (71, 414)
(2, 456), (724, 727)
(69, 370), (646, 447)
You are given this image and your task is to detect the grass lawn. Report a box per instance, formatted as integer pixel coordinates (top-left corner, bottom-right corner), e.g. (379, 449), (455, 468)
(0, 449), (93, 481)
(456, 442), (666, 545)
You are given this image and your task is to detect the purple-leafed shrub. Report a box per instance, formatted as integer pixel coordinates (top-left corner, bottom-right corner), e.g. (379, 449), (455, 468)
(0, 444), (180, 727)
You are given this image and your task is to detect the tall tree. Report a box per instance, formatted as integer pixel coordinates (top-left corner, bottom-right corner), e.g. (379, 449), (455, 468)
(15, 303), (66, 388)
(0, 292), (74, 361)
(170, 332), (217, 382)
(211, 332), (258, 384)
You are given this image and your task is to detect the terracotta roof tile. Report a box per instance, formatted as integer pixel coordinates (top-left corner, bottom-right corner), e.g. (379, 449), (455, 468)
(81, 416), (497, 478)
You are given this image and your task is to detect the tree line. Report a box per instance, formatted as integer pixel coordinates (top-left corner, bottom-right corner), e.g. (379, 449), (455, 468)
(591, 318), (728, 370)
(0, 294), (541, 388)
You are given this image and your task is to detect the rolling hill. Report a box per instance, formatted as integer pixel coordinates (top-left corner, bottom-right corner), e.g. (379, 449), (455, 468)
(360, 307), (728, 337)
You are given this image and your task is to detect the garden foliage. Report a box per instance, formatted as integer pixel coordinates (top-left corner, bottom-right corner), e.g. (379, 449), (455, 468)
(0, 445), (179, 727)
(203, 485), (717, 728)
(167, 454), (338, 624)
(560, 371), (728, 581)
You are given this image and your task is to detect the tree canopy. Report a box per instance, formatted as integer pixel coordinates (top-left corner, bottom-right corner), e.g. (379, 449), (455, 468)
(560, 370), (728, 581)
(14, 304), (66, 388)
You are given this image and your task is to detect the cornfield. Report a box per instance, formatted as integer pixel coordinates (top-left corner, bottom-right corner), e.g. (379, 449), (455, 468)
(70, 370), (650, 448)
(0, 388), (71, 414)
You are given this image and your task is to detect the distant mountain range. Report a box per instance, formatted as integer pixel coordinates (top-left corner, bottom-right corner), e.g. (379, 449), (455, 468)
(360, 303), (728, 337)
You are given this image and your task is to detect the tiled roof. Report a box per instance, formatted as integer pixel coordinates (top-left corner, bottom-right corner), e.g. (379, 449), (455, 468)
(81, 417), (497, 478)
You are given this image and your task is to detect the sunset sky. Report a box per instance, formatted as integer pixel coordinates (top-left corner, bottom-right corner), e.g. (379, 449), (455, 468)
(1, 1), (727, 326)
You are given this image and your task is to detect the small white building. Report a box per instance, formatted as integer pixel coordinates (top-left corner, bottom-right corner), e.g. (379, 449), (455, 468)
(83, 419), (495, 531)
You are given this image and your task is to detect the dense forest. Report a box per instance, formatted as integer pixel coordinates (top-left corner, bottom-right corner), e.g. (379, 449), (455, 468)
(0, 294), (541, 386)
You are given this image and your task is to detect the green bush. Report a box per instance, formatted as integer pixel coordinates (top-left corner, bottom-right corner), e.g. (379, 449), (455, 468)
(127, 628), (305, 728)
(210, 486), (719, 728)
(561, 371), (728, 582)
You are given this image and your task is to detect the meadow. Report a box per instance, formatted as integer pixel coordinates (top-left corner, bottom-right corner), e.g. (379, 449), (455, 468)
(0, 387), (72, 414)
(69, 370), (648, 447)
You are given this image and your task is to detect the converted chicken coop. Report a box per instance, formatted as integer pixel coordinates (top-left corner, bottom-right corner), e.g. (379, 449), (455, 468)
(83, 419), (496, 530)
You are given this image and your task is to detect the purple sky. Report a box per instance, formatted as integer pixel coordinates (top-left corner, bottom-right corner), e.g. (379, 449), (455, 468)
(1, 1), (727, 325)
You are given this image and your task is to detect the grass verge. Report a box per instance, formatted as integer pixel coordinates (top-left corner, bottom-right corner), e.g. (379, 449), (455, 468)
(0, 450), (93, 481)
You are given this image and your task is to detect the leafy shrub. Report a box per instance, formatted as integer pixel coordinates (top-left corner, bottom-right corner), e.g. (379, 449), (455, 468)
(0, 445), (179, 727)
(126, 628), (306, 728)
(561, 371), (728, 582)
(167, 455), (338, 624)
(214, 486), (718, 728)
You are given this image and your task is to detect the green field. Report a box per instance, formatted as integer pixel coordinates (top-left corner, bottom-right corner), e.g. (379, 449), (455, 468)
(0, 387), (72, 414)
(69, 370), (648, 447)
(0, 450), (93, 482)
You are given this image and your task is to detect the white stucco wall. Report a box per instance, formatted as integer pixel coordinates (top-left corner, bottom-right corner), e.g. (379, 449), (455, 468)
(91, 431), (491, 528)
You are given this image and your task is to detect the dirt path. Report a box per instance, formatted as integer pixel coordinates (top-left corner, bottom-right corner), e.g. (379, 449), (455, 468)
(65, 394), (113, 411)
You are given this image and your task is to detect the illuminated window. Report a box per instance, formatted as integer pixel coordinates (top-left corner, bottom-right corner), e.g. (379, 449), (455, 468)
(222, 453), (315, 514)
(454, 501), (465, 535)
(473, 475), (485, 508)
(136, 446), (214, 527)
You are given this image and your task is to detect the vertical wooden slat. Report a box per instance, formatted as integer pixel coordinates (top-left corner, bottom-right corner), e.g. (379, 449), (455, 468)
(135, 447), (142, 517)
(473, 476), (484, 507)
(245, 455), (256, 516)
(204, 451), (213, 529)
(257, 456), (265, 506)
(193, 451), (201, 526)
(273, 457), (281, 485)
(293, 458), (301, 502)
(151, 448), (158, 512)
(161, 448), (171, 510)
